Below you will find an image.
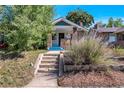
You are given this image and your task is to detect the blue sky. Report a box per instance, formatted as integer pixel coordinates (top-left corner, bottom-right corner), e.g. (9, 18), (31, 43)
(54, 5), (124, 24)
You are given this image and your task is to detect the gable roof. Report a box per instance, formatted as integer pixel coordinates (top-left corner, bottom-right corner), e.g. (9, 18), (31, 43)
(115, 28), (124, 33)
(96, 27), (124, 33)
(52, 17), (87, 31)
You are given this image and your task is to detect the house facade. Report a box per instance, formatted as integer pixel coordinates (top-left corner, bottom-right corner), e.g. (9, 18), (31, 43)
(47, 18), (124, 51)
(94, 24), (124, 47)
(47, 17), (87, 50)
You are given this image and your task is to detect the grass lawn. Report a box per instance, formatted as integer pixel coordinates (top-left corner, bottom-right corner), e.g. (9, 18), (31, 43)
(0, 50), (46, 87)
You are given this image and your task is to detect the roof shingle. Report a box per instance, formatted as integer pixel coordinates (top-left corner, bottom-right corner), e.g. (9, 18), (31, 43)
(97, 27), (121, 33)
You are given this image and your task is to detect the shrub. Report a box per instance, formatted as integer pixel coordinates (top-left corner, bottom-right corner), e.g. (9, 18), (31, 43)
(0, 6), (54, 52)
(65, 32), (113, 65)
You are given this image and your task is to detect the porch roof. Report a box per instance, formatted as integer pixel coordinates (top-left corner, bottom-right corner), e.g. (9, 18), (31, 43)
(115, 28), (124, 33)
(96, 27), (124, 34)
(52, 17), (87, 31)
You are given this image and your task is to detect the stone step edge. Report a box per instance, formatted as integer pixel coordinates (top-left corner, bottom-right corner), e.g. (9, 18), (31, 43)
(43, 54), (60, 56)
(37, 69), (58, 73)
(41, 61), (58, 64)
(39, 64), (58, 68)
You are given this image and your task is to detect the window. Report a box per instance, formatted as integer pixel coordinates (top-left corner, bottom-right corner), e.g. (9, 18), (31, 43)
(59, 33), (64, 39)
(108, 33), (116, 43)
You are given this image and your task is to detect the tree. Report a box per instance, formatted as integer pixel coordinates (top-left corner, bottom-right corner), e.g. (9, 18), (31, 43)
(66, 8), (94, 27)
(0, 5), (54, 52)
(114, 18), (124, 27)
(107, 17), (114, 27)
(107, 17), (124, 27)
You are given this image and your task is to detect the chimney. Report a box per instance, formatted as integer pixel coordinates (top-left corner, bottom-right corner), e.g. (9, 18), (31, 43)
(95, 22), (103, 29)
(96, 23), (100, 29)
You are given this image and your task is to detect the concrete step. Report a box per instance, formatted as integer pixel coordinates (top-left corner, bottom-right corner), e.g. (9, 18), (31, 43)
(42, 56), (58, 60)
(43, 53), (60, 56)
(41, 59), (58, 63)
(37, 68), (58, 73)
(39, 64), (58, 68)
(40, 62), (57, 65)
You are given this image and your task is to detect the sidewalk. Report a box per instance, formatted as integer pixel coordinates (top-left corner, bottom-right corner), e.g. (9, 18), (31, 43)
(25, 73), (58, 88)
(25, 51), (60, 88)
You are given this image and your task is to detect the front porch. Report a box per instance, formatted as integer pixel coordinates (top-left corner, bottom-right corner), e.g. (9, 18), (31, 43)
(47, 17), (86, 51)
(47, 29), (72, 51)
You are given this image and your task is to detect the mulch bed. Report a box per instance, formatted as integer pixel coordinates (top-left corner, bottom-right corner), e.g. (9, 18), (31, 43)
(58, 71), (124, 87)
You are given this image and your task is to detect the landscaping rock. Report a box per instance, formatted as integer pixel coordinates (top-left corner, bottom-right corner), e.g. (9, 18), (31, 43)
(110, 65), (120, 71)
(64, 64), (124, 72)
(95, 65), (108, 72)
(64, 65), (110, 72)
(119, 65), (124, 71)
(81, 65), (90, 71)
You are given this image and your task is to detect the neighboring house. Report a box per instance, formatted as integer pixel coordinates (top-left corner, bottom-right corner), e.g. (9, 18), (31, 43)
(94, 23), (124, 47)
(96, 27), (118, 43)
(47, 17), (87, 50)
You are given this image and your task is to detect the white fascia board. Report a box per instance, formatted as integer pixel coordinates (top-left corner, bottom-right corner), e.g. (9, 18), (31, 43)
(52, 17), (87, 31)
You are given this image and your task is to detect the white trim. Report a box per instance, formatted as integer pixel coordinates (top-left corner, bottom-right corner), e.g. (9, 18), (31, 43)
(54, 26), (74, 32)
(52, 17), (87, 31)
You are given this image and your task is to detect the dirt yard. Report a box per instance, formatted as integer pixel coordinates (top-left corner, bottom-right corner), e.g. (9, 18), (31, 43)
(58, 71), (124, 88)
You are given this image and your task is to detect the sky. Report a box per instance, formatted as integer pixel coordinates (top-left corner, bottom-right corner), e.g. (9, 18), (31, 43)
(54, 5), (124, 24)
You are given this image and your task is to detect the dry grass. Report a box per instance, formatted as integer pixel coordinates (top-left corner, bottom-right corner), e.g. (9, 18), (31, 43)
(0, 50), (46, 87)
(113, 48), (124, 56)
(65, 32), (113, 66)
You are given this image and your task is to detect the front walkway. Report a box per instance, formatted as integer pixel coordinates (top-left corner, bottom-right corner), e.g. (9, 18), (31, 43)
(25, 51), (61, 88)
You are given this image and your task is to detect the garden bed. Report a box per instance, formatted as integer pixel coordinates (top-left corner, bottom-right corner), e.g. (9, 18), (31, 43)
(58, 33), (124, 87)
(58, 70), (124, 87)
